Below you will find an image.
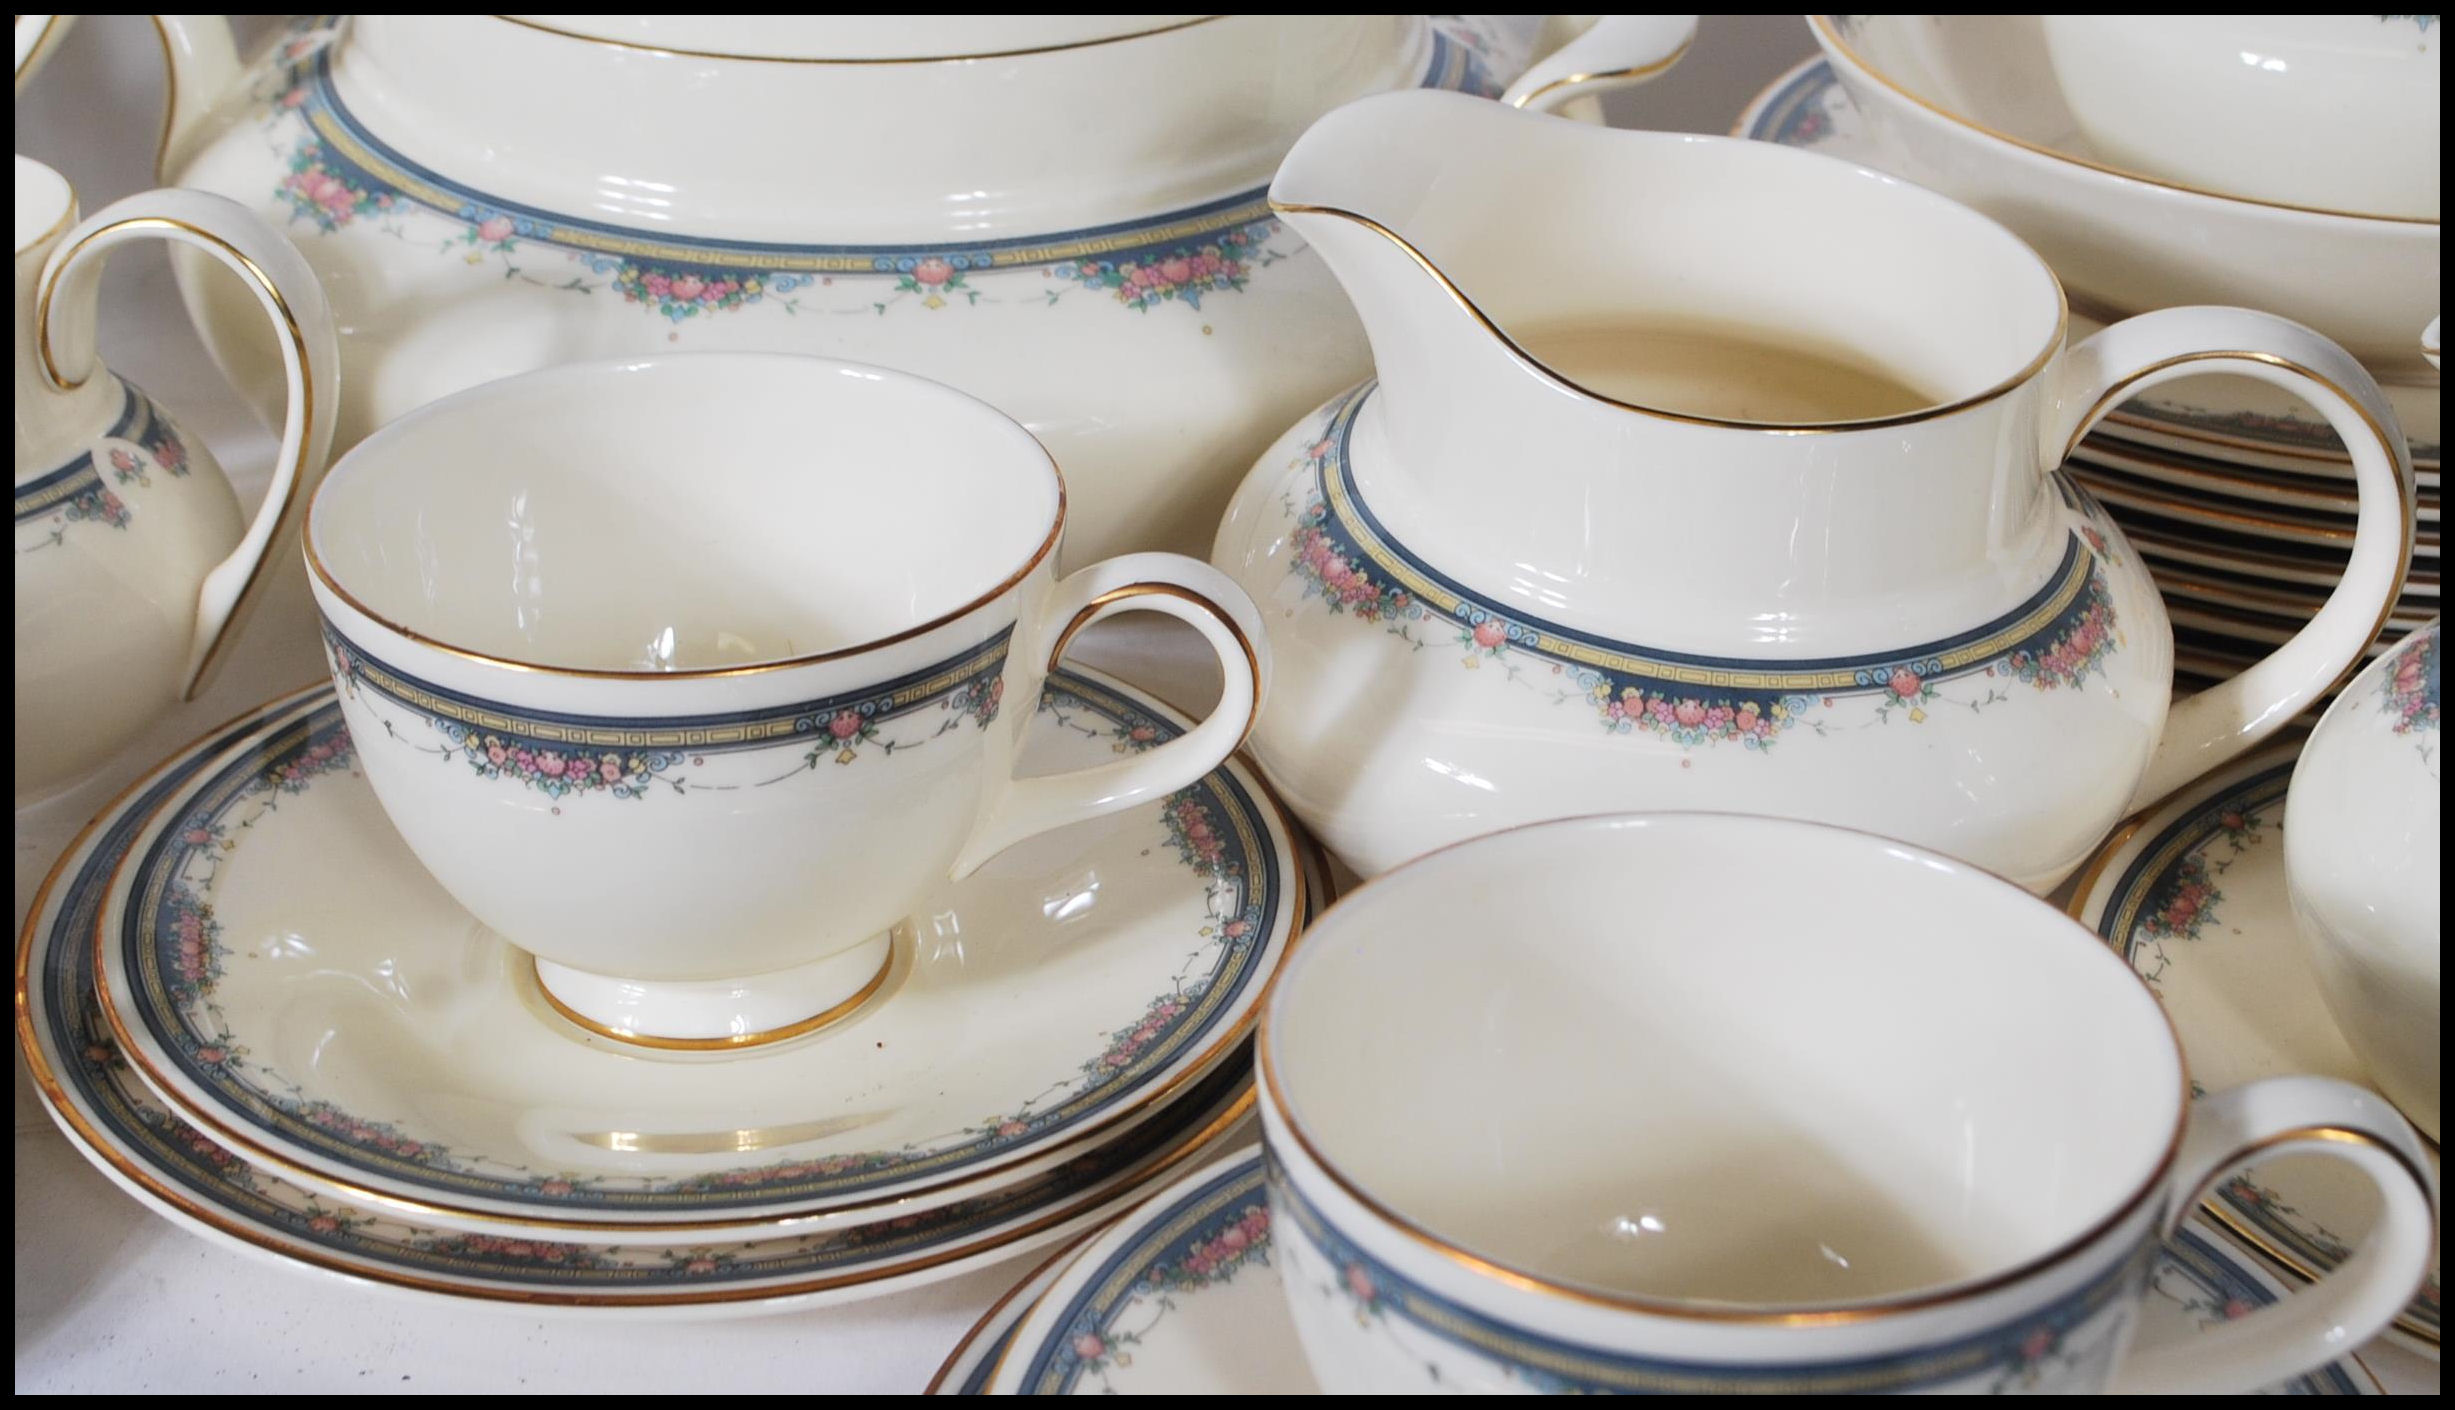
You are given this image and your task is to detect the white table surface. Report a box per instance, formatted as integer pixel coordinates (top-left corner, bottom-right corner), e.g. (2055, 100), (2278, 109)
(14, 16), (2439, 1394)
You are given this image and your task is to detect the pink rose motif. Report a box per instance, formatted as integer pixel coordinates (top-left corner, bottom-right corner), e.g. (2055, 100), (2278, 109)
(476, 215), (515, 243)
(1129, 725), (1158, 743)
(536, 751), (567, 778)
(1471, 619), (1507, 650)
(308, 1215), (340, 1234)
(685, 1257), (718, 1275)
(109, 448), (139, 473)
(539, 1179), (573, 1197)
(279, 86), (308, 109)
(2020, 1327), (2053, 1362)
(2221, 1298), (2252, 1320)
(829, 711), (864, 740)
(1072, 1333), (1105, 1360)
(1220, 1226), (1248, 1251)
(1158, 257), (1194, 285)
(912, 257), (954, 287)
(1673, 700), (1706, 728)
(996, 1120), (1028, 1138)
(486, 743), (508, 767)
(1223, 919), (1248, 938)
(1345, 1264), (1376, 1302)
(1887, 667), (1923, 700)
(194, 1047), (227, 1065)
(600, 755), (625, 785)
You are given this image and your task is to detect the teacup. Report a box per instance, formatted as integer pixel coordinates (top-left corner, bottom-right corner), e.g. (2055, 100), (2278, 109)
(2040, 16), (2440, 221)
(1258, 813), (2436, 1394)
(306, 353), (1265, 1046)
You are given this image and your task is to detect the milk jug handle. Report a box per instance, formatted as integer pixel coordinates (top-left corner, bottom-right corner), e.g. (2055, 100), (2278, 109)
(2039, 308), (2414, 813)
(1502, 16), (1697, 113)
(2107, 1076), (2436, 1394)
(947, 553), (1269, 880)
(36, 188), (340, 701)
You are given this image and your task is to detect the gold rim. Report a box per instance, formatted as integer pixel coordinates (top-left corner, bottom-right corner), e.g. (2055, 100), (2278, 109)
(1257, 811), (2194, 1324)
(530, 945), (895, 1051)
(490, 14), (1223, 65)
(302, 388), (1066, 682)
(80, 689), (1308, 1236)
(1047, 582), (1265, 754)
(145, 14), (177, 183)
(1266, 202), (2068, 433)
(1810, 16), (2440, 228)
(1504, 32), (1695, 112)
(924, 1224), (1101, 1393)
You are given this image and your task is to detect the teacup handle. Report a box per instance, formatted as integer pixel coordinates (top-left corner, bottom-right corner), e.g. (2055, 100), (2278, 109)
(2041, 308), (2415, 812)
(2110, 1076), (2437, 1394)
(947, 552), (1268, 878)
(1502, 16), (1697, 113)
(37, 187), (341, 701)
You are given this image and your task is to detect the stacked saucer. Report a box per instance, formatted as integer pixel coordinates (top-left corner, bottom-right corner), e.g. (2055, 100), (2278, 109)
(19, 669), (1324, 1314)
(1740, 57), (2440, 700)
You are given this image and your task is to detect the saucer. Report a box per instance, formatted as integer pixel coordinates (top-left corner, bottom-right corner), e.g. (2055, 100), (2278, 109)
(19, 688), (1294, 1313)
(88, 668), (1302, 1241)
(2072, 747), (2443, 1354)
(1737, 55), (2443, 470)
(962, 1146), (2378, 1394)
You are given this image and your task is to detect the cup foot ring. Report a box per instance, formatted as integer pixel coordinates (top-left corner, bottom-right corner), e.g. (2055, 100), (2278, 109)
(531, 933), (896, 1051)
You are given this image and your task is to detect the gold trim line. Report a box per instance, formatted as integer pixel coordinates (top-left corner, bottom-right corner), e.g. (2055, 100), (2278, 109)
(1810, 16), (2439, 228)
(531, 948), (893, 1051)
(1048, 582), (1265, 754)
(1266, 202), (2067, 433)
(490, 14), (1223, 65)
(1505, 33), (1695, 112)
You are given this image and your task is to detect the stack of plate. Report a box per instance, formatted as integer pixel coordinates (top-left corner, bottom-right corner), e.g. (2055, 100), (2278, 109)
(1739, 58), (2441, 700)
(19, 670), (1326, 1315)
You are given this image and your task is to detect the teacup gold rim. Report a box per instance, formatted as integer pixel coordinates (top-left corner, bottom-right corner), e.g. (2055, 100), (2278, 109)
(79, 682), (1312, 1237)
(489, 13), (1225, 66)
(1809, 16), (2441, 230)
(300, 356), (1068, 682)
(1257, 810), (2195, 1326)
(1267, 190), (2069, 435)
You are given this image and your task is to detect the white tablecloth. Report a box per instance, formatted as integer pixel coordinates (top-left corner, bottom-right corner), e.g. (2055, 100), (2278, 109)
(15, 15), (2437, 1394)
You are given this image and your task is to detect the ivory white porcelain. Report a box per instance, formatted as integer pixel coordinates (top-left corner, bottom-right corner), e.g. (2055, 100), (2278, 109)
(306, 353), (1265, 1043)
(2074, 747), (2444, 1353)
(149, 14), (1692, 566)
(2040, 16), (2440, 221)
(972, 1144), (2382, 1395)
(1213, 90), (2413, 889)
(1806, 16), (2442, 377)
(13, 154), (338, 805)
(91, 674), (1303, 1240)
(1257, 814), (2436, 1393)
(2288, 621), (2443, 1141)
(18, 694), (1264, 1313)
(1739, 58), (2445, 478)
(14, 13), (74, 88)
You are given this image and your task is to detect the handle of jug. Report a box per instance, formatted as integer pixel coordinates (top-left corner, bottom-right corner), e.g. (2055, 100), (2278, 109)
(2038, 307), (2413, 813)
(37, 187), (341, 701)
(1504, 16), (1698, 114)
